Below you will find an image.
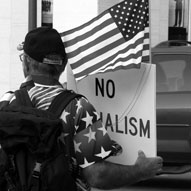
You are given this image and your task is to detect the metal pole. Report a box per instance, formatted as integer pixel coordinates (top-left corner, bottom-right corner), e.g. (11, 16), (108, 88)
(28, 0), (37, 31)
(188, 0), (191, 41)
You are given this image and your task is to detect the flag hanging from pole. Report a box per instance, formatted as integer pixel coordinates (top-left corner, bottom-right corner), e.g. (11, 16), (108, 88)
(61, 0), (150, 82)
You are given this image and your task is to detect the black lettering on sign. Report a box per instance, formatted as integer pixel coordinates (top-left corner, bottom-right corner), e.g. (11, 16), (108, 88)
(101, 112), (151, 139)
(129, 117), (138, 136)
(95, 78), (115, 98)
(95, 78), (104, 97)
(115, 114), (123, 134)
(140, 119), (150, 138)
(106, 80), (115, 98)
(124, 116), (128, 134)
(105, 113), (114, 132)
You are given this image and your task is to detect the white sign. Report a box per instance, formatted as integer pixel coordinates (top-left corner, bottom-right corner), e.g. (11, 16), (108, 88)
(67, 63), (156, 191)
(67, 63), (156, 166)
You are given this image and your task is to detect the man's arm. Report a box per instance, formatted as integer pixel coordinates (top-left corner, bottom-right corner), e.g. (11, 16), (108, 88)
(83, 150), (163, 190)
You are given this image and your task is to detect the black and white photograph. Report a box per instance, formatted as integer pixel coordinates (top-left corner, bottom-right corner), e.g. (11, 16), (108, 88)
(0, 1), (191, 191)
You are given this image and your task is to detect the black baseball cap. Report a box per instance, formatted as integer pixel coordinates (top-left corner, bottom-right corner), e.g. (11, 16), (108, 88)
(18, 27), (66, 65)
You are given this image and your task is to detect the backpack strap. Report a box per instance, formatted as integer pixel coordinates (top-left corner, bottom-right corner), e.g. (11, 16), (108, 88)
(14, 88), (33, 107)
(48, 90), (83, 118)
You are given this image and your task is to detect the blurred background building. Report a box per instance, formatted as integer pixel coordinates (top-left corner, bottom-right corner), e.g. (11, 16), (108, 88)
(0, 0), (190, 95)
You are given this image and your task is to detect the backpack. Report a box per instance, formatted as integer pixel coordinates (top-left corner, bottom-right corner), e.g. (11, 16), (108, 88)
(0, 88), (83, 191)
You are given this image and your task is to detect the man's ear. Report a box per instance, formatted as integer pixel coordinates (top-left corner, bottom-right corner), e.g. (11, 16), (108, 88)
(25, 57), (30, 71)
(22, 55), (31, 77)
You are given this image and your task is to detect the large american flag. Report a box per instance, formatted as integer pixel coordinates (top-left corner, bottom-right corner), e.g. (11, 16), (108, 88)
(61, 0), (150, 82)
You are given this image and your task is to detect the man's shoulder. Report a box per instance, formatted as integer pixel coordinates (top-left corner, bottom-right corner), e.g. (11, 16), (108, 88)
(0, 91), (15, 109)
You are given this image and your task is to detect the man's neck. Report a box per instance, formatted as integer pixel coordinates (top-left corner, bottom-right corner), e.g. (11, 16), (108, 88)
(26, 74), (61, 86)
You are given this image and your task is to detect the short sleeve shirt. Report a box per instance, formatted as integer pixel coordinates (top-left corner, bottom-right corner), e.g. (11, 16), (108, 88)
(0, 77), (122, 191)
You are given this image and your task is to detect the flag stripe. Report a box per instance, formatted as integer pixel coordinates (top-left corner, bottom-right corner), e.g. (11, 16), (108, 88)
(71, 30), (146, 71)
(62, 12), (110, 41)
(72, 34), (146, 80)
(63, 17), (114, 48)
(74, 49), (143, 81)
(67, 28), (148, 72)
(66, 27), (119, 59)
(69, 34), (123, 69)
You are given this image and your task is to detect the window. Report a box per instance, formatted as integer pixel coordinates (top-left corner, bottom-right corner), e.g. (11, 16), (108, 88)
(155, 54), (191, 92)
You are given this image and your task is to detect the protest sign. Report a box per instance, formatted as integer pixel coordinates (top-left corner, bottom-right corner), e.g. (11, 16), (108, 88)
(67, 63), (156, 165)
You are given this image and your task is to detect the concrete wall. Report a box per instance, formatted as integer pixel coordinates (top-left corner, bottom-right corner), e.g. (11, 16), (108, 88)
(150, 0), (169, 47)
(0, 0), (28, 96)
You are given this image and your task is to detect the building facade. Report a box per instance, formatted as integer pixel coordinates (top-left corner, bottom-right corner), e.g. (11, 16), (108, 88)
(0, 0), (190, 96)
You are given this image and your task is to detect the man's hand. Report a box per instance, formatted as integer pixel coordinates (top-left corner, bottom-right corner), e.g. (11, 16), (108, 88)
(135, 150), (163, 181)
(83, 150), (163, 189)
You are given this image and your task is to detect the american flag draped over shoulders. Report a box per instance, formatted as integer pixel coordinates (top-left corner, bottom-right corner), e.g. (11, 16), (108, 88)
(61, 0), (150, 82)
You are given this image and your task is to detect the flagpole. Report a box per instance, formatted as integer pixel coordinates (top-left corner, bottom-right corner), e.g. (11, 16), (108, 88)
(149, 0), (151, 62)
(188, 0), (191, 41)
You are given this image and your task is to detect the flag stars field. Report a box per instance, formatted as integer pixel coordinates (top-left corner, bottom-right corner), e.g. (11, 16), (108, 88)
(93, 111), (100, 120)
(74, 140), (82, 153)
(84, 128), (96, 143)
(61, 110), (70, 123)
(82, 111), (93, 128)
(98, 126), (108, 136)
(80, 158), (95, 168)
(95, 147), (111, 159)
(76, 99), (82, 113)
